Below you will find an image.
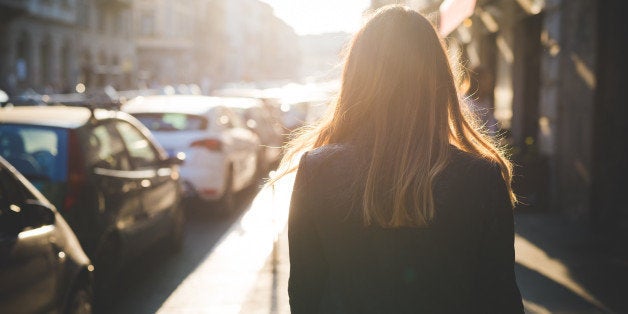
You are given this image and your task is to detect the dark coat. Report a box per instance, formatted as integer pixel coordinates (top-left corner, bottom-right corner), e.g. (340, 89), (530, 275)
(288, 144), (524, 314)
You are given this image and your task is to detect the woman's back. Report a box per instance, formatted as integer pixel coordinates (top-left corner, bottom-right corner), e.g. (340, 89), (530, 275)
(288, 144), (523, 313)
(278, 5), (523, 313)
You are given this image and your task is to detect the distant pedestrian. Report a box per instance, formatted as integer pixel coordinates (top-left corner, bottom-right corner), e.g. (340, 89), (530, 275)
(272, 5), (523, 314)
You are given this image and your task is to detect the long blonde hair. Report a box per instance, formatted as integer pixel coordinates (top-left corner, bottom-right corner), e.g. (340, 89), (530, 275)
(272, 5), (515, 228)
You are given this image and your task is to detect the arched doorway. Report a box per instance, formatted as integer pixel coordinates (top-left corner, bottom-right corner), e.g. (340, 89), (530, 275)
(80, 50), (92, 90)
(39, 35), (52, 91)
(60, 40), (71, 92)
(15, 31), (31, 89)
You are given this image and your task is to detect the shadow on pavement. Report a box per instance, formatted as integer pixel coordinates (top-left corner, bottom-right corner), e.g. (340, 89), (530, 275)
(96, 179), (265, 314)
(514, 212), (628, 314)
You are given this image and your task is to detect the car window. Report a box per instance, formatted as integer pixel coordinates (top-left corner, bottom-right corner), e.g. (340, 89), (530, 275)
(133, 113), (208, 131)
(0, 166), (29, 210)
(114, 121), (158, 169)
(0, 165), (44, 234)
(0, 124), (68, 182)
(84, 124), (131, 171)
(0, 167), (21, 233)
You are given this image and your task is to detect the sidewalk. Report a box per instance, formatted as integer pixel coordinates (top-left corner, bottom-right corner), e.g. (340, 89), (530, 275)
(514, 212), (628, 314)
(240, 212), (628, 314)
(240, 227), (290, 314)
(152, 169), (627, 314)
(155, 175), (293, 314)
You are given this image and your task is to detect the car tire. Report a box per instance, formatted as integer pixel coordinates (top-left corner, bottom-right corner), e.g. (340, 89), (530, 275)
(256, 148), (267, 177)
(168, 205), (185, 254)
(217, 166), (235, 214)
(93, 235), (121, 304)
(65, 277), (94, 314)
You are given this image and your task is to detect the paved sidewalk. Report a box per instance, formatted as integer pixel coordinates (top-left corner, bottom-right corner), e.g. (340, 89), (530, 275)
(514, 213), (628, 314)
(239, 212), (628, 314)
(152, 167), (627, 314)
(155, 175), (294, 314)
(240, 227), (290, 314)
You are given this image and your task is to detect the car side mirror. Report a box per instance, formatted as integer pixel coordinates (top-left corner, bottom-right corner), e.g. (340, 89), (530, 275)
(21, 200), (56, 230)
(246, 119), (258, 130)
(161, 152), (185, 166)
(0, 201), (55, 237)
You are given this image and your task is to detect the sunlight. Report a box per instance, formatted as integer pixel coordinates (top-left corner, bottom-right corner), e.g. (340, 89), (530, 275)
(571, 53), (597, 90)
(260, 0), (370, 35)
(514, 234), (611, 312)
(157, 174), (295, 314)
(522, 299), (551, 314)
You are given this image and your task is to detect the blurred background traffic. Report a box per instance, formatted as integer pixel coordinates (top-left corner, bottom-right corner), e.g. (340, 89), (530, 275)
(1, 0), (627, 313)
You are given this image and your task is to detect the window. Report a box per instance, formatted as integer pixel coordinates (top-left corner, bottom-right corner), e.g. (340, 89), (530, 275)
(40, 38), (51, 86)
(84, 124), (130, 171)
(98, 10), (108, 33)
(140, 12), (155, 36)
(114, 122), (158, 169)
(16, 32), (30, 83)
(0, 167), (28, 210)
(0, 124), (68, 182)
(0, 168), (13, 212)
(0, 167), (23, 233)
(0, 166), (37, 233)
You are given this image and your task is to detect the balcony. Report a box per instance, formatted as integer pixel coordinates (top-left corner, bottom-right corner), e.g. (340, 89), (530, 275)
(0, 0), (29, 17)
(97, 0), (132, 10)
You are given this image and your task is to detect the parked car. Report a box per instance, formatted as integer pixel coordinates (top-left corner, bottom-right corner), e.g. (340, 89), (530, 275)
(0, 155), (94, 313)
(0, 105), (186, 295)
(225, 97), (284, 173)
(122, 95), (260, 211)
(279, 100), (310, 132)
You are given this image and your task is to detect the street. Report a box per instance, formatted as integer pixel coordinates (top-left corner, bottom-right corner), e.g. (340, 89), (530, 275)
(98, 173), (294, 314)
(99, 198), (246, 314)
(1, 1), (627, 313)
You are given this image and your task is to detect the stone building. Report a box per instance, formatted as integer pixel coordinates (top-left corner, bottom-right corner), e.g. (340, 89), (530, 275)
(78, 0), (135, 90)
(0, 0), (135, 95)
(371, 0), (628, 235)
(195, 0), (301, 90)
(133, 0), (197, 87)
(0, 0), (79, 94)
(130, 0), (300, 91)
(445, 0), (627, 235)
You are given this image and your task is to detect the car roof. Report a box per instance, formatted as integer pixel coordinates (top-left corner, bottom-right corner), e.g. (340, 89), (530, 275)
(121, 95), (231, 115)
(220, 97), (264, 109)
(0, 105), (118, 129)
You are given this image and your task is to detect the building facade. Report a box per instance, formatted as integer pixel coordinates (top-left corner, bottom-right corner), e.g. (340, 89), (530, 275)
(196, 0), (301, 90)
(133, 0), (196, 88)
(371, 0), (628, 235)
(0, 0), (135, 95)
(0, 0), (301, 96)
(0, 0), (80, 94)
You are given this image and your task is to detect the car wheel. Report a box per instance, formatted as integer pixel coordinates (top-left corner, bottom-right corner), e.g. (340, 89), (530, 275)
(93, 235), (121, 302)
(169, 206), (185, 253)
(218, 166), (235, 214)
(66, 278), (94, 314)
(256, 148), (267, 177)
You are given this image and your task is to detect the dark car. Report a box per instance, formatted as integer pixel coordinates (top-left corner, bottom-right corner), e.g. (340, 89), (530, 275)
(0, 156), (94, 313)
(0, 105), (185, 295)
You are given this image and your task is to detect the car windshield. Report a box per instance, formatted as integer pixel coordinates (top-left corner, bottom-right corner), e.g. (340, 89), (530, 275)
(133, 113), (208, 132)
(0, 124), (68, 183)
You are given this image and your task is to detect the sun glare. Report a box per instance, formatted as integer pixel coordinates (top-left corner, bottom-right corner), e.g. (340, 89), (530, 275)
(261, 0), (371, 35)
